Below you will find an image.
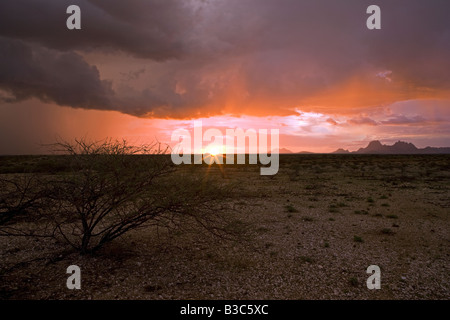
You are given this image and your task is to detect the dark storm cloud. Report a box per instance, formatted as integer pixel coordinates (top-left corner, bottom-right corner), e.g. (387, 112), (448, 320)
(0, 37), (113, 109)
(0, 0), (194, 60)
(0, 0), (449, 117)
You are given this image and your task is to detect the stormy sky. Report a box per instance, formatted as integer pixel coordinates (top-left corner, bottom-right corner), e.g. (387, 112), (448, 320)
(0, 0), (449, 153)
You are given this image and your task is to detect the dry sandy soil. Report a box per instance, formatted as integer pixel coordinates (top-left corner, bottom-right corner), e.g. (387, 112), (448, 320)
(0, 155), (449, 299)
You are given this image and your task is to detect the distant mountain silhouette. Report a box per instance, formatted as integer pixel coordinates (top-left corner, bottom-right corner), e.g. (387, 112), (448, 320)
(332, 148), (350, 154)
(273, 148), (315, 154)
(333, 141), (450, 154)
(273, 148), (293, 154)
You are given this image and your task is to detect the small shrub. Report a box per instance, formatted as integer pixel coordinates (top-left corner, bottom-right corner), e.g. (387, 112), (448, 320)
(285, 204), (299, 213)
(298, 256), (314, 263)
(381, 228), (395, 235)
(349, 277), (359, 287)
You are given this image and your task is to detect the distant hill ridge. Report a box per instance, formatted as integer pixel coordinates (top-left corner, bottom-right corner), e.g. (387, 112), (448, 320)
(333, 140), (450, 154)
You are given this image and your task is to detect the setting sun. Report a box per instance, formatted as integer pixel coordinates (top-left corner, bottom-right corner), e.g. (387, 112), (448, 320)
(205, 145), (223, 156)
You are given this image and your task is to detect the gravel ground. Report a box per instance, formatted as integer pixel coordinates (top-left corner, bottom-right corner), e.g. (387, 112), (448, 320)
(1, 155), (449, 299)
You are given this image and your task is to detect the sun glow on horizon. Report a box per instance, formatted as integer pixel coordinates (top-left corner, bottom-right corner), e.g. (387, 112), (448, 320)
(203, 144), (225, 156)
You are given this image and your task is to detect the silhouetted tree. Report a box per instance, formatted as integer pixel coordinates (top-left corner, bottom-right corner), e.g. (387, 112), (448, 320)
(0, 139), (235, 254)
